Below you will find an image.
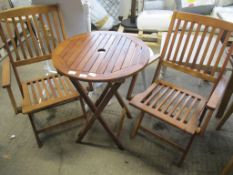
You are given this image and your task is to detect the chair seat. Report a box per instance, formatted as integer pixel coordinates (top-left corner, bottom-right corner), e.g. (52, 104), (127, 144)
(130, 80), (207, 134)
(22, 74), (79, 114)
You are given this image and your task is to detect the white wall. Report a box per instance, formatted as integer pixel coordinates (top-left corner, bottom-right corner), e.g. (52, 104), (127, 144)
(119, 0), (131, 18)
(32, 0), (89, 37)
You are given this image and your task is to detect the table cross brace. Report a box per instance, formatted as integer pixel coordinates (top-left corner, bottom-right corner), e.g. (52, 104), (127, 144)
(70, 78), (128, 150)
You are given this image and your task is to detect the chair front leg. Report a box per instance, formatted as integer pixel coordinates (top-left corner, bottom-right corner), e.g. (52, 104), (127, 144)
(199, 108), (214, 136)
(28, 113), (43, 148)
(131, 111), (145, 139)
(115, 91), (132, 119)
(178, 133), (196, 166)
(216, 101), (233, 130)
(6, 86), (22, 114)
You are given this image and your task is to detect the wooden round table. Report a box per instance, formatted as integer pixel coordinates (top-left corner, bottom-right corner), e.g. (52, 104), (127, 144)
(52, 31), (150, 149)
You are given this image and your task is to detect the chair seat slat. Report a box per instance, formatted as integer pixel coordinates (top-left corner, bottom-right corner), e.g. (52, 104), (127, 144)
(156, 89), (176, 111)
(58, 75), (70, 95)
(143, 85), (162, 105)
(161, 90), (180, 113)
(30, 81), (38, 104)
(47, 76), (57, 98)
(174, 95), (192, 120)
(150, 86), (170, 108)
(182, 98), (198, 123)
(35, 80), (45, 102)
(52, 75), (63, 97)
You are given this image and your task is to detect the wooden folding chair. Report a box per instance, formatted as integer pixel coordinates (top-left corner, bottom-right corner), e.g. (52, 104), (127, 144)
(130, 11), (233, 165)
(0, 5), (87, 147)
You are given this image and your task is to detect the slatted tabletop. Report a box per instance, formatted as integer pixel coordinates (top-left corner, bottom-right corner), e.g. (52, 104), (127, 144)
(52, 31), (150, 82)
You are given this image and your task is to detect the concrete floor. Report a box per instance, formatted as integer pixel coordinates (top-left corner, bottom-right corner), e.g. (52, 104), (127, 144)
(0, 52), (233, 175)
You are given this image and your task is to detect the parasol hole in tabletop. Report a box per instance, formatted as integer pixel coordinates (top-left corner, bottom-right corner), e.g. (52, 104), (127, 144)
(98, 48), (106, 53)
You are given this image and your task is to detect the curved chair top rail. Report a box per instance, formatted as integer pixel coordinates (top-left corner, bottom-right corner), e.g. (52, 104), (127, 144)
(0, 4), (59, 18)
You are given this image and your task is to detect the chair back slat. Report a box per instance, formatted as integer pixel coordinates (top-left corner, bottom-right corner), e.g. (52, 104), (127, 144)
(19, 15), (34, 58)
(160, 12), (177, 58)
(179, 22), (194, 63)
(160, 11), (233, 83)
(166, 19), (181, 60)
(174, 20), (187, 63)
(25, 15), (40, 56)
(185, 23), (201, 64)
(210, 31), (232, 75)
(205, 29), (224, 68)
(45, 13), (56, 48)
(31, 14), (46, 55)
(52, 10), (62, 43)
(4, 16), (20, 60)
(191, 25), (208, 67)
(38, 13), (52, 54)
(11, 17), (28, 59)
(199, 27), (216, 66)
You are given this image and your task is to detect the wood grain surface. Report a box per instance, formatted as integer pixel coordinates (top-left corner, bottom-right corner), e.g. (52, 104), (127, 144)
(52, 31), (150, 82)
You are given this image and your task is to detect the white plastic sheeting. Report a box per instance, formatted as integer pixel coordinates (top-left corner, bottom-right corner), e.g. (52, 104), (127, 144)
(32, 0), (89, 36)
(98, 0), (120, 25)
(89, 0), (114, 30)
(137, 10), (173, 31)
(81, 0), (91, 32)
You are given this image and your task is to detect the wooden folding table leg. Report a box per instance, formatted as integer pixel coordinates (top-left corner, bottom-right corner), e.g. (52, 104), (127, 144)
(131, 111), (145, 139)
(79, 97), (88, 123)
(116, 108), (126, 137)
(71, 79), (124, 149)
(115, 91), (132, 119)
(141, 70), (147, 89)
(76, 83), (112, 139)
(95, 83), (112, 106)
(87, 82), (94, 91)
(127, 74), (138, 100)
(28, 113), (43, 148)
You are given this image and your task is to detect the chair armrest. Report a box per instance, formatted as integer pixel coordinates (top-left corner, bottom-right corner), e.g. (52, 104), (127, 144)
(148, 54), (161, 64)
(2, 58), (11, 88)
(1, 59), (21, 114)
(207, 75), (229, 109)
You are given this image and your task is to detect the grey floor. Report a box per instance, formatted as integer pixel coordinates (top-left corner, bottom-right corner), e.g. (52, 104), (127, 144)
(0, 50), (233, 175)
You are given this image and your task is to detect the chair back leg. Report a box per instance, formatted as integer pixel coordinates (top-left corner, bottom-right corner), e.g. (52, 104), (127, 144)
(216, 101), (233, 130)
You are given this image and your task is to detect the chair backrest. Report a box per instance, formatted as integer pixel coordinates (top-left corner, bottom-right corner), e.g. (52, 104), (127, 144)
(160, 11), (233, 84)
(0, 4), (66, 94)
